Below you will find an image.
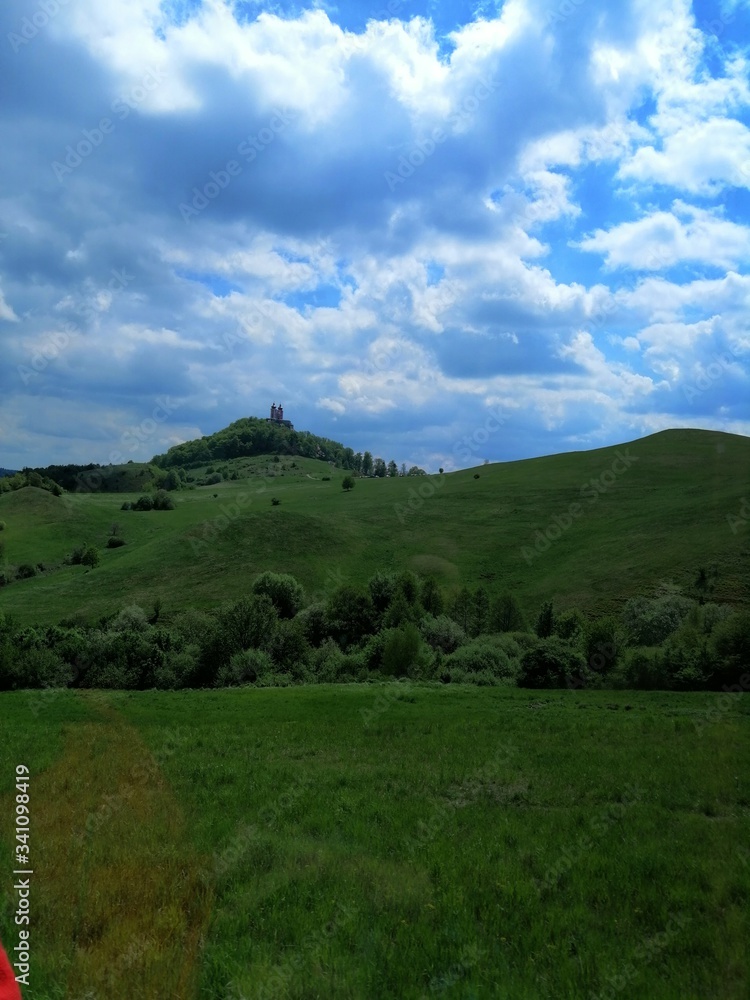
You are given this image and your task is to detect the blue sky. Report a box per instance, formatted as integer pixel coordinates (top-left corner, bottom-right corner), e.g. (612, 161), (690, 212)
(1, 0), (749, 471)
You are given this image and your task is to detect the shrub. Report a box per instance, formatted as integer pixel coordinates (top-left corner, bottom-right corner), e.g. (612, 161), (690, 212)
(711, 611), (750, 688)
(0, 521), (5, 530)
(420, 614), (466, 653)
(473, 473), (479, 479)
(106, 536), (127, 548)
(153, 490), (175, 511)
(217, 648), (274, 687)
(134, 494), (154, 511)
(80, 545), (100, 568)
(342, 475), (355, 491)
(252, 571), (305, 619)
(518, 638), (587, 688)
(622, 594), (694, 646)
(271, 497), (281, 506)
(295, 603), (328, 646)
(322, 476), (331, 481)
(491, 593), (527, 632)
(448, 638), (519, 683)
(120, 501), (132, 510)
(309, 638), (347, 682)
(16, 564), (37, 579)
(109, 605), (150, 633)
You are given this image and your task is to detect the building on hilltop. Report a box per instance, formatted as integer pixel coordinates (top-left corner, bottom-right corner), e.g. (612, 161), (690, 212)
(265, 402), (294, 429)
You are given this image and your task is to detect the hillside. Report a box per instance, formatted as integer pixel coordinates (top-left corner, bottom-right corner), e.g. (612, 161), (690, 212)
(151, 416), (360, 469)
(0, 428), (748, 626)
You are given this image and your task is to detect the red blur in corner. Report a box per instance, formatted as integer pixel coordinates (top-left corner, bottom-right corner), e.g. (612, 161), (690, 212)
(0, 940), (22, 1000)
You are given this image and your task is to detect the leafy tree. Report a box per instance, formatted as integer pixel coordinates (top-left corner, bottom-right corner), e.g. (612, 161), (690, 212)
(381, 624), (421, 677)
(387, 460), (398, 477)
(251, 571), (305, 618)
(163, 469), (181, 491)
(373, 458), (387, 478)
(342, 475), (355, 491)
(407, 466), (426, 475)
(491, 593), (526, 633)
(400, 462), (407, 476)
(266, 618), (310, 675)
(420, 577), (444, 617)
(711, 611), (750, 687)
(362, 451), (373, 476)
(134, 494), (154, 511)
(326, 585), (376, 650)
(471, 587), (491, 637)
(368, 571), (397, 616)
(352, 453), (363, 474)
(449, 587), (473, 633)
(81, 545), (100, 568)
(535, 601), (554, 638)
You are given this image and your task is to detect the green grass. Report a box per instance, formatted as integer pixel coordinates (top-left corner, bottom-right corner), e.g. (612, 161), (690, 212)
(0, 428), (748, 625)
(0, 684), (748, 998)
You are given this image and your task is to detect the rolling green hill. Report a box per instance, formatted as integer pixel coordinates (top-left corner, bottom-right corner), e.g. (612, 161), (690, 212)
(0, 428), (748, 626)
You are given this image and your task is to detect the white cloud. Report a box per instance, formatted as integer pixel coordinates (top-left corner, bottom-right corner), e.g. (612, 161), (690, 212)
(577, 202), (750, 270)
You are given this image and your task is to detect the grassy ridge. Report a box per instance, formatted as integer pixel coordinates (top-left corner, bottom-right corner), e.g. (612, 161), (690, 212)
(1, 685), (748, 998)
(0, 429), (748, 626)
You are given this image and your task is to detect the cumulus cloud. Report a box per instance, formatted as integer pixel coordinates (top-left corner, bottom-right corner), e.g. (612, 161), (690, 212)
(0, 0), (748, 471)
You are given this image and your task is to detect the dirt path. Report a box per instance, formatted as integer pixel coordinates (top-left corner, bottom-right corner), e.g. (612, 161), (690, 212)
(27, 694), (212, 999)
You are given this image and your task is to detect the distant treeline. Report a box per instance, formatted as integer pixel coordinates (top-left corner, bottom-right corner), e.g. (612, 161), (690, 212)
(1, 571), (748, 693)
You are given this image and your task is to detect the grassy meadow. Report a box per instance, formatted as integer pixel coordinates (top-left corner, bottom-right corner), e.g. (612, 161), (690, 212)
(0, 428), (748, 626)
(0, 683), (748, 999)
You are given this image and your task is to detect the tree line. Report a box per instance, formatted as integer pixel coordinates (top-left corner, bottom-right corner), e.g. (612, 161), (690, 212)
(1, 571), (747, 693)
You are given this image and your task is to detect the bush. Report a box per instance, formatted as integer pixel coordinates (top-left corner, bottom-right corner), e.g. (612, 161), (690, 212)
(420, 614), (466, 653)
(109, 605), (150, 633)
(622, 594), (694, 646)
(711, 611), (750, 688)
(217, 648), (274, 687)
(266, 618), (310, 675)
(16, 564), (37, 579)
(0, 521), (5, 530)
(271, 497), (281, 506)
(309, 638), (347, 682)
(473, 473), (480, 479)
(134, 494), (154, 511)
(295, 603), (328, 646)
(448, 638), (519, 683)
(153, 489), (175, 511)
(80, 545), (100, 568)
(106, 536), (127, 548)
(342, 475), (355, 491)
(252, 571), (305, 619)
(518, 637), (587, 688)
(322, 476), (331, 481)
(120, 501), (132, 511)
(490, 593), (527, 632)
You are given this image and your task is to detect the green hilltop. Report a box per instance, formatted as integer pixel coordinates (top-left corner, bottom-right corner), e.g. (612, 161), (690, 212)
(0, 427), (748, 626)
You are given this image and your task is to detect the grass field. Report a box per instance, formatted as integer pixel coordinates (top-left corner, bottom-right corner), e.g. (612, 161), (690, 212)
(0, 428), (748, 626)
(1, 683), (748, 998)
